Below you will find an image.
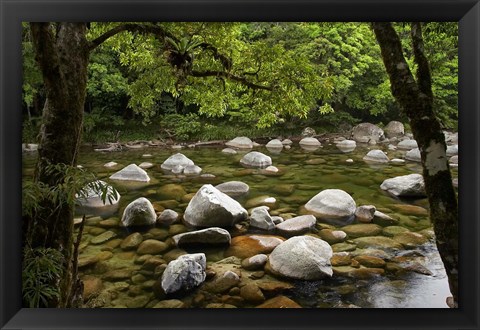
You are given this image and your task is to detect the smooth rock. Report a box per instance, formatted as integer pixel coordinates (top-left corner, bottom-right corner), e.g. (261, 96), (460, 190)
(384, 121), (405, 138)
(393, 232), (428, 248)
(264, 166), (279, 173)
(173, 227), (231, 246)
(351, 123), (385, 143)
(240, 283), (265, 304)
(156, 209), (179, 226)
(139, 162), (153, 169)
(241, 254), (268, 270)
(153, 299), (185, 308)
(256, 295), (301, 308)
(157, 184), (187, 201)
(363, 150), (389, 163)
(301, 127), (316, 137)
(109, 164), (150, 182)
(304, 189), (356, 225)
(240, 151), (272, 168)
(336, 139), (357, 153)
(75, 180), (121, 215)
(318, 229), (347, 244)
(275, 215), (316, 236)
(215, 181), (250, 198)
(184, 184), (248, 227)
(161, 153), (194, 172)
(137, 239), (168, 255)
(390, 158), (405, 164)
(380, 173), (426, 197)
(222, 148), (237, 155)
(341, 224), (382, 238)
(269, 236), (333, 280)
(250, 207), (275, 231)
(354, 205), (376, 223)
(266, 139), (284, 149)
(120, 232), (143, 250)
(282, 139), (293, 146)
(225, 235), (284, 259)
(91, 230), (117, 245)
(299, 137), (321, 147)
(397, 139), (418, 150)
(405, 148), (421, 162)
(184, 165), (202, 175)
(121, 197), (157, 227)
(353, 236), (404, 250)
(446, 144), (458, 157)
(104, 161), (118, 168)
(225, 137), (254, 149)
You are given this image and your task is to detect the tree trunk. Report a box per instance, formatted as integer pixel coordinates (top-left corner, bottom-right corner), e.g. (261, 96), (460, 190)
(27, 22), (89, 307)
(372, 22), (459, 307)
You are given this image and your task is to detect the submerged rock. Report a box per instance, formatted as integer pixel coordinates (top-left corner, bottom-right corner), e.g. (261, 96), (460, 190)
(215, 181), (250, 197)
(172, 227), (231, 246)
(221, 148), (237, 155)
(184, 184), (248, 227)
(225, 235), (284, 259)
(225, 136), (254, 149)
(275, 215), (316, 236)
(269, 236), (333, 280)
(363, 150), (389, 163)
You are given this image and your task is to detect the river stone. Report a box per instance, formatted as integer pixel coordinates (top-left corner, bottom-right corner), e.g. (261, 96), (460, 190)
(82, 276), (103, 301)
(363, 150), (389, 163)
(161, 153), (194, 171)
(222, 148), (237, 155)
(380, 173), (426, 197)
(269, 236), (333, 280)
(139, 162), (153, 169)
(352, 254), (386, 268)
(446, 144), (458, 157)
(22, 143), (39, 152)
(256, 295), (301, 308)
(299, 137), (321, 147)
(275, 215), (316, 236)
(245, 195), (277, 209)
(384, 121), (405, 138)
(184, 184), (248, 227)
(104, 161), (118, 168)
(173, 227), (231, 246)
(110, 164), (150, 182)
(155, 209), (178, 226)
(405, 148), (421, 162)
(397, 139), (418, 150)
(241, 254), (268, 270)
(250, 207), (275, 230)
(91, 230), (117, 245)
(137, 239), (168, 255)
(304, 189), (356, 225)
(373, 211), (399, 226)
(352, 236), (404, 250)
(354, 205), (376, 223)
(391, 158), (406, 165)
(351, 123), (385, 143)
(341, 224), (382, 238)
(266, 139), (284, 149)
(121, 232), (143, 250)
(205, 270), (240, 294)
(301, 127), (316, 137)
(184, 165), (202, 175)
(240, 283), (266, 304)
(264, 166), (279, 173)
(153, 299), (185, 308)
(449, 155), (458, 165)
(240, 151), (272, 168)
(121, 197), (157, 227)
(282, 139), (293, 145)
(392, 232), (428, 248)
(215, 181), (250, 197)
(225, 235), (285, 259)
(318, 229), (347, 244)
(382, 226), (410, 237)
(336, 139), (356, 153)
(226, 136), (254, 149)
(388, 204), (428, 216)
(161, 253), (207, 294)
(157, 184), (187, 201)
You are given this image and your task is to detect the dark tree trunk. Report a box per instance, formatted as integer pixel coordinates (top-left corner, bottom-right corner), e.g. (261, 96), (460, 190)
(27, 22), (89, 307)
(372, 22), (459, 307)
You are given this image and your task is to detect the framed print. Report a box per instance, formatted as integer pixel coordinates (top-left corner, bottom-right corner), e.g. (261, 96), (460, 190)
(1, 0), (479, 329)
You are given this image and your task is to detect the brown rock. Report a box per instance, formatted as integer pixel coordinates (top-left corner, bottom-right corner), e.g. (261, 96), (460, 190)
(121, 232), (143, 250)
(341, 224), (382, 238)
(82, 276), (103, 300)
(256, 280), (294, 295)
(330, 253), (352, 267)
(137, 239), (168, 255)
(225, 235), (284, 259)
(240, 283), (266, 304)
(353, 255), (386, 268)
(256, 295), (301, 308)
(103, 269), (133, 281)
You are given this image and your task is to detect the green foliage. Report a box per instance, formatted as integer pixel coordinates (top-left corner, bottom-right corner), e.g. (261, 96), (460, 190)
(22, 247), (64, 307)
(22, 24), (43, 108)
(160, 113), (202, 141)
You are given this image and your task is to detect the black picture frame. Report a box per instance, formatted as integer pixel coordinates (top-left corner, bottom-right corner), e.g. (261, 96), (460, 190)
(1, 0), (479, 329)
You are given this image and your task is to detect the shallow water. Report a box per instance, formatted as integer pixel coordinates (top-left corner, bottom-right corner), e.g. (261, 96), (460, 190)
(22, 141), (457, 308)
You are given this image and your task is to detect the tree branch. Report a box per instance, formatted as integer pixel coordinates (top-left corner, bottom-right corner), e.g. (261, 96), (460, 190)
(196, 43), (232, 71)
(411, 22), (433, 101)
(191, 70), (273, 91)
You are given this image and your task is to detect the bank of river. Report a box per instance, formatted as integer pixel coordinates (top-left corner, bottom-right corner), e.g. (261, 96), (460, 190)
(22, 139), (457, 308)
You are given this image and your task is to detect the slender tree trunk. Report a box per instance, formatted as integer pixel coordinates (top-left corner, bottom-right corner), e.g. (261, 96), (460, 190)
(372, 22), (459, 307)
(27, 22), (89, 307)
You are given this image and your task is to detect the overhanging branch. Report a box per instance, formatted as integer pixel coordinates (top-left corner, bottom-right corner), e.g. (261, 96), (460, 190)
(191, 70), (273, 91)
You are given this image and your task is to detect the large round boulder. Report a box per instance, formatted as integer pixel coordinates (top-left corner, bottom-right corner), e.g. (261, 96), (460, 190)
(266, 139), (284, 149)
(351, 123), (385, 143)
(215, 181), (250, 197)
(161, 153), (194, 172)
(336, 140), (356, 153)
(380, 173), (426, 197)
(363, 150), (389, 163)
(240, 151), (272, 168)
(304, 189), (356, 225)
(121, 197), (157, 227)
(75, 180), (120, 216)
(384, 121), (405, 138)
(183, 184), (248, 227)
(161, 253), (206, 294)
(269, 236), (333, 280)
(299, 137), (321, 147)
(109, 164), (150, 182)
(225, 136), (254, 149)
